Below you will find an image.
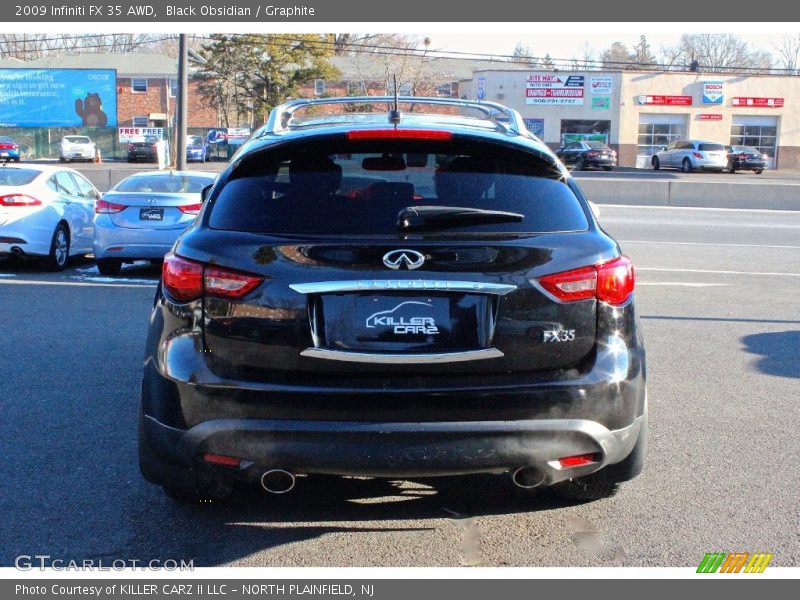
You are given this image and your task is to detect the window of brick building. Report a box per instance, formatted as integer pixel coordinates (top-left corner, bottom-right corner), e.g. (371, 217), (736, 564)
(132, 116), (148, 127)
(169, 79), (178, 98)
(314, 80), (325, 96)
(132, 79), (148, 93)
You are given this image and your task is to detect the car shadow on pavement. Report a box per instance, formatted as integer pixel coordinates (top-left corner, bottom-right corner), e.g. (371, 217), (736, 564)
(741, 330), (800, 379)
(127, 473), (585, 566)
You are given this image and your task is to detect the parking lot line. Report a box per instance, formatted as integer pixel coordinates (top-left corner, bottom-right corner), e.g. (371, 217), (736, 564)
(638, 267), (800, 277)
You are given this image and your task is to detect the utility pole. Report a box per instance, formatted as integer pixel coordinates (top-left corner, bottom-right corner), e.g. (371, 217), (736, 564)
(176, 33), (188, 170)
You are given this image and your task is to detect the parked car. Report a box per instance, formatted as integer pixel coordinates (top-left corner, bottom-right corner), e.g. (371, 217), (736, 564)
(555, 141), (617, 171)
(138, 96), (646, 504)
(0, 136), (21, 162)
(59, 135), (96, 163)
(725, 145), (767, 174)
(186, 135), (210, 162)
(127, 136), (168, 163)
(651, 140), (728, 172)
(0, 165), (100, 270)
(93, 170), (216, 275)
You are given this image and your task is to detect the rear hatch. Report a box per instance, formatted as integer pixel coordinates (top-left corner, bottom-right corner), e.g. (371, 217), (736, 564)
(698, 142), (727, 162)
(183, 132), (616, 377)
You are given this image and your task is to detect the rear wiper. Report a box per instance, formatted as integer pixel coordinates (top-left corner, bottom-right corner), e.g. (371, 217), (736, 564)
(397, 205), (524, 231)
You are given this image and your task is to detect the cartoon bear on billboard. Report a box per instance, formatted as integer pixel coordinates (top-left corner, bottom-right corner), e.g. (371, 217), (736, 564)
(75, 93), (108, 127)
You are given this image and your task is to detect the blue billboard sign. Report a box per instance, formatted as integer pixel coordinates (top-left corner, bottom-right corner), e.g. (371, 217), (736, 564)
(0, 69), (117, 127)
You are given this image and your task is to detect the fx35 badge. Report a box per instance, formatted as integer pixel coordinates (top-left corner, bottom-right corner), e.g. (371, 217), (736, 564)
(543, 329), (576, 342)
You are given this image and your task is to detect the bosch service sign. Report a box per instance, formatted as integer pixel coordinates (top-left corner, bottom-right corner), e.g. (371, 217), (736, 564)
(703, 81), (724, 104)
(526, 74), (585, 106)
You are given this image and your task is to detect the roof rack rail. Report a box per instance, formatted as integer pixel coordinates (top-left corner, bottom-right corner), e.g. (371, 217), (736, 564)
(261, 96), (530, 137)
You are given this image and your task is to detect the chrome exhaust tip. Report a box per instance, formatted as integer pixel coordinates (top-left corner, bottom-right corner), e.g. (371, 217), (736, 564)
(260, 469), (296, 494)
(512, 466), (546, 489)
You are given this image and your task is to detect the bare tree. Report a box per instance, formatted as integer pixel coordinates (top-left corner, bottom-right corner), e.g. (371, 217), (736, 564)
(600, 42), (631, 69)
(773, 34), (800, 74)
(661, 34), (772, 73)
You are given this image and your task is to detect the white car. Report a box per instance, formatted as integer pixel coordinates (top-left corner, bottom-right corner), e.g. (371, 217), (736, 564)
(59, 135), (96, 163)
(651, 140), (728, 173)
(0, 164), (100, 270)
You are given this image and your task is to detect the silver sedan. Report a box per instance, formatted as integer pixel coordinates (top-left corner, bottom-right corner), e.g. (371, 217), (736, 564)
(93, 170), (215, 275)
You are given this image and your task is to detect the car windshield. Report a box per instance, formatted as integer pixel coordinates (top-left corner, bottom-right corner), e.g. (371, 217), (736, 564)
(114, 174), (213, 193)
(699, 143), (725, 152)
(64, 136), (91, 144)
(209, 139), (588, 236)
(733, 146), (760, 154)
(187, 136), (204, 145)
(0, 168), (40, 186)
(0, 136), (15, 143)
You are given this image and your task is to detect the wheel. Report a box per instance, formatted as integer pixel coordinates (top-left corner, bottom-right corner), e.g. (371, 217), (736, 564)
(755, 169), (763, 175)
(59, 157), (66, 163)
(574, 157), (585, 171)
(552, 407), (647, 502)
(602, 166), (613, 171)
(44, 223), (69, 271)
(681, 158), (693, 173)
(96, 258), (122, 276)
(652, 156), (660, 170)
(727, 161), (736, 174)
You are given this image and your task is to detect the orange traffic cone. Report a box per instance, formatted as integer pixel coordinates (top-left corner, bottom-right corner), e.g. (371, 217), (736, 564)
(94, 147), (102, 164)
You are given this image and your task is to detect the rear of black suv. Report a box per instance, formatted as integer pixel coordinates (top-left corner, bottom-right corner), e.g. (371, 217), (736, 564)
(139, 99), (646, 503)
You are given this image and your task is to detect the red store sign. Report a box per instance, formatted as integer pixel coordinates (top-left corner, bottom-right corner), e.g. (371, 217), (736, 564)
(698, 114), (723, 120)
(732, 97), (784, 108)
(637, 95), (692, 106)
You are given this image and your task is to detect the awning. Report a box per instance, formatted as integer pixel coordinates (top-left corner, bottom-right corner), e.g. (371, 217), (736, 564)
(149, 113), (168, 121)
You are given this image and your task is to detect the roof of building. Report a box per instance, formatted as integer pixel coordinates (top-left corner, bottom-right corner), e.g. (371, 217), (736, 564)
(328, 55), (527, 82)
(0, 53), (180, 78)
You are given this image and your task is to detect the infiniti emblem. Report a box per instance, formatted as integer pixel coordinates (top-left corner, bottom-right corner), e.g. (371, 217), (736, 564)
(382, 249), (425, 270)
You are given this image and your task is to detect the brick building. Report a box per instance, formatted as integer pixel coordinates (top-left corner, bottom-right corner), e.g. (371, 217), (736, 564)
(0, 53), (218, 128)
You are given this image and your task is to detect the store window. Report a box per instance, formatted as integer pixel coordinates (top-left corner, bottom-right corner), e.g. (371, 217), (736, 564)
(730, 124), (777, 157)
(560, 120), (611, 145)
(132, 78), (147, 93)
(132, 116), (148, 127)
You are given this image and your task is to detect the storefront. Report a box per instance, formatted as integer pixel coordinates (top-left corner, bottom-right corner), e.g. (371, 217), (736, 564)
(730, 115), (779, 169)
(636, 114), (688, 168)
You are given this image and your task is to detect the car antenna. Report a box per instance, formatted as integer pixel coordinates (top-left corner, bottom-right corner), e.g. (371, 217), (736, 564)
(388, 74), (401, 126)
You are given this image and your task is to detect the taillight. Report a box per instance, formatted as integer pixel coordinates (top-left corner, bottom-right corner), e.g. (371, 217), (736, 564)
(162, 253), (263, 302)
(95, 198), (126, 214)
(0, 194), (41, 207)
(692, 152), (703, 158)
(347, 129), (453, 141)
(739, 153), (748, 159)
(586, 151), (599, 158)
(162, 253), (203, 302)
(205, 265), (263, 299)
(128, 143), (135, 151)
(178, 203), (203, 214)
(538, 256), (635, 306)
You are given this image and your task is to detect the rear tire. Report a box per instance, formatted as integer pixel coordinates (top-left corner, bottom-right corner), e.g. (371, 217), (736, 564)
(755, 168), (764, 174)
(728, 161), (736, 174)
(574, 157), (585, 171)
(44, 223), (69, 272)
(652, 156), (660, 170)
(602, 166), (613, 171)
(96, 258), (123, 276)
(682, 158), (693, 173)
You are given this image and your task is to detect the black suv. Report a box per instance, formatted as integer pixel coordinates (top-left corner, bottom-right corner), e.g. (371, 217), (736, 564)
(139, 97), (646, 503)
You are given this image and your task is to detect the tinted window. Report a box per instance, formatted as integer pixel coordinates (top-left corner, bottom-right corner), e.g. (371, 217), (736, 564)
(699, 143), (725, 151)
(64, 136), (91, 144)
(209, 142), (588, 236)
(0, 168), (40, 186)
(114, 174), (213, 193)
(586, 141), (607, 149)
(187, 136), (204, 146)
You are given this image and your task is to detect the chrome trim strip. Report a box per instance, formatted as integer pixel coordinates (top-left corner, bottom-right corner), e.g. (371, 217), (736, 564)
(300, 348), (504, 364)
(290, 280), (516, 295)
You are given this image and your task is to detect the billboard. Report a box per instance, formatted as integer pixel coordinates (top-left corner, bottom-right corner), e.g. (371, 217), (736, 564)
(0, 69), (117, 128)
(118, 127), (164, 142)
(526, 74), (585, 106)
(207, 127), (251, 146)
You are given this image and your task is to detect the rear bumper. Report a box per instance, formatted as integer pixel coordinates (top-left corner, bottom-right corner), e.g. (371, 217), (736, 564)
(142, 412), (644, 483)
(94, 219), (184, 259)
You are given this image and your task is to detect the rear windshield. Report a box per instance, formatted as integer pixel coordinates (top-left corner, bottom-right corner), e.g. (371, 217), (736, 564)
(0, 168), (40, 186)
(699, 143), (725, 152)
(586, 141), (607, 149)
(209, 140), (588, 236)
(64, 136), (91, 144)
(114, 174), (213, 193)
(187, 136), (204, 145)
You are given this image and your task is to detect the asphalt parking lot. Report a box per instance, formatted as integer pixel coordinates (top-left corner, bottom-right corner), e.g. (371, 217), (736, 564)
(1, 204), (798, 568)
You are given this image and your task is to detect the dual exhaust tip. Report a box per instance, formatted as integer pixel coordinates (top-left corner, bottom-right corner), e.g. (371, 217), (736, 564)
(259, 466), (544, 493)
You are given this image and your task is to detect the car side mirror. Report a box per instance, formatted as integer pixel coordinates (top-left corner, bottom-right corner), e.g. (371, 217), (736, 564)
(201, 184), (212, 203)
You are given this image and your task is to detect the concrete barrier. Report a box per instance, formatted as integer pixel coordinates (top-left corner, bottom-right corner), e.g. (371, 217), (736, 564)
(580, 178), (800, 211)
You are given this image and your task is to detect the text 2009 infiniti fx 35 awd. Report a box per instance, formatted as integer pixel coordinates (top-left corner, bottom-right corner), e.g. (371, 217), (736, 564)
(139, 97), (646, 503)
